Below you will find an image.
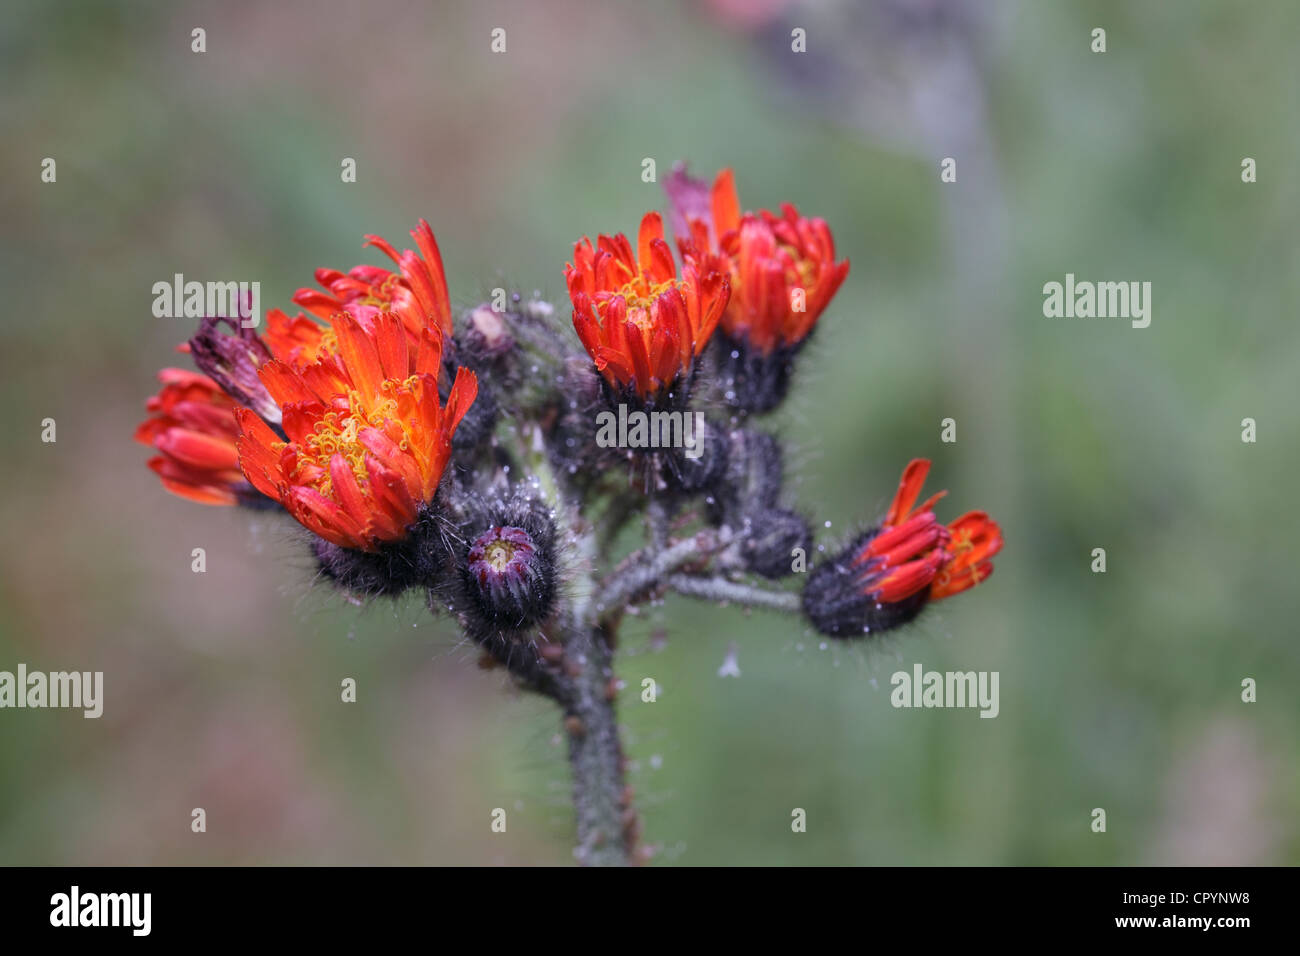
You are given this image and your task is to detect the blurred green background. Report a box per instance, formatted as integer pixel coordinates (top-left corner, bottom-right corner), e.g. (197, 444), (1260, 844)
(1, 0), (1296, 865)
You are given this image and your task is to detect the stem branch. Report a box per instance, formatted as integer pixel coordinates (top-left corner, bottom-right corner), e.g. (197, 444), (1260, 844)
(666, 574), (803, 613)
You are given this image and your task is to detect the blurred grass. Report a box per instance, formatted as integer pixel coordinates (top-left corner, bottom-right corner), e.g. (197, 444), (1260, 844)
(1, 0), (1297, 864)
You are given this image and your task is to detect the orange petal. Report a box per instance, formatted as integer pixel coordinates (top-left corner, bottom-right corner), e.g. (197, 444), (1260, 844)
(333, 313), (384, 399)
(415, 326), (444, 377)
(712, 168), (741, 236)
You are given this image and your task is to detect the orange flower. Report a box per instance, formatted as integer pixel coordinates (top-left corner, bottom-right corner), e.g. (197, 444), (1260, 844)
(135, 368), (251, 506)
(857, 459), (1002, 604)
(931, 509), (1003, 600)
(803, 459), (1002, 637)
(668, 166), (849, 355)
(235, 311), (477, 551)
(290, 219), (455, 345)
(565, 212), (730, 404)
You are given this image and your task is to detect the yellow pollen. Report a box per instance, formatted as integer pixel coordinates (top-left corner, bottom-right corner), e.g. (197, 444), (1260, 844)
(293, 382), (415, 496)
(616, 277), (677, 329)
(950, 527), (975, 555)
(314, 327), (339, 360)
(485, 541), (515, 571)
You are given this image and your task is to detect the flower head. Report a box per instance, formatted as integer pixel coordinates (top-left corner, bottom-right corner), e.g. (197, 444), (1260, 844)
(235, 311), (477, 551)
(668, 166), (849, 355)
(135, 368), (254, 506)
(802, 459), (1003, 636)
(565, 212), (730, 405)
(291, 219), (455, 344)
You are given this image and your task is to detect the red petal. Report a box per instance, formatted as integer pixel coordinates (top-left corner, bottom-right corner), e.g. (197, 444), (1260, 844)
(884, 459), (936, 528)
(154, 427), (240, 470)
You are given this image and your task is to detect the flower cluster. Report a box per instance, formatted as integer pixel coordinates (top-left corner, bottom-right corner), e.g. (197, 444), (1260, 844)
(137, 168), (1002, 674)
(137, 169), (1005, 867)
(138, 221), (476, 549)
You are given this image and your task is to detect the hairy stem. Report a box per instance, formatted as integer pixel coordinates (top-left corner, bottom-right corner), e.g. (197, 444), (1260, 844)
(528, 440), (637, 866)
(560, 620), (635, 866)
(666, 574), (803, 613)
(595, 529), (726, 622)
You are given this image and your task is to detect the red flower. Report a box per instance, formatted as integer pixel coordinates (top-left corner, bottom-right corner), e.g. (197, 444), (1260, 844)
(802, 459), (1002, 637)
(135, 368), (250, 506)
(235, 311), (477, 551)
(856, 459), (1002, 603)
(565, 212), (730, 403)
(668, 166), (849, 354)
(142, 220), (461, 512)
(291, 219), (455, 344)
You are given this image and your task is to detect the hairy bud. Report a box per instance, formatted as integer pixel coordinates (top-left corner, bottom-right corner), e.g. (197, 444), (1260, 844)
(446, 491), (559, 636)
(740, 507), (811, 579)
(802, 545), (931, 637)
(714, 335), (801, 416)
(462, 303), (516, 362)
(463, 524), (555, 628)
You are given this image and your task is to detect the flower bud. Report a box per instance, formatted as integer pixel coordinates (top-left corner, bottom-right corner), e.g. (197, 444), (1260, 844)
(661, 415), (727, 493)
(801, 460), (1003, 637)
(463, 524), (555, 627)
(463, 303), (515, 360)
(715, 426), (784, 517)
(449, 493), (559, 635)
(739, 507), (811, 579)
